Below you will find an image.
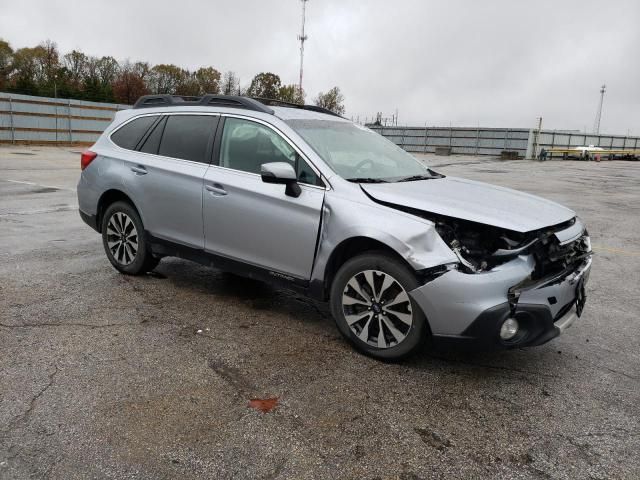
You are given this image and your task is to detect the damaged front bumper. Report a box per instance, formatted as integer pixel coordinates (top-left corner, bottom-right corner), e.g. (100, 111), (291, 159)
(409, 254), (592, 350)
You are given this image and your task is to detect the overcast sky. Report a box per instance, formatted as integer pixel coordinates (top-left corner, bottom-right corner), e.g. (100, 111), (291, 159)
(1, 0), (638, 134)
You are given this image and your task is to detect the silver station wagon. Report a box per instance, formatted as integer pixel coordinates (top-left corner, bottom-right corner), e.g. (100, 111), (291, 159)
(78, 95), (592, 360)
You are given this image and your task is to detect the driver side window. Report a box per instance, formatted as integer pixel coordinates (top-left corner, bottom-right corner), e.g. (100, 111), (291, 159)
(219, 118), (322, 186)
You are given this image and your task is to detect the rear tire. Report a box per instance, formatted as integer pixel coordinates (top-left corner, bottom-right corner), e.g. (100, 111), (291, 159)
(101, 201), (159, 275)
(329, 252), (429, 360)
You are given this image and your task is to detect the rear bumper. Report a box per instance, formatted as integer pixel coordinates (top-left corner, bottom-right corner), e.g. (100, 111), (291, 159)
(410, 255), (592, 350)
(79, 209), (99, 232)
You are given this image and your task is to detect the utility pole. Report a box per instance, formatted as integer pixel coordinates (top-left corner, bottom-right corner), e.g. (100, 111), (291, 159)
(54, 73), (58, 143)
(531, 116), (543, 159)
(297, 0), (309, 97)
(593, 84), (606, 134)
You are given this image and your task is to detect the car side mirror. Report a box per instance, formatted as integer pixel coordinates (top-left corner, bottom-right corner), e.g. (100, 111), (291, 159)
(261, 162), (301, 198)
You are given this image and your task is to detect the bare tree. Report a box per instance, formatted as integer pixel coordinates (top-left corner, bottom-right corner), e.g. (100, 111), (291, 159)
(221, 71), (239, 95)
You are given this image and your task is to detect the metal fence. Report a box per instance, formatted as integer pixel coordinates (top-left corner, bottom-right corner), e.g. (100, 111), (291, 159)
(369, 124), (640, 158)
(0, 92), (129, 145)
(532, 130), (640, 156)
(368, 125), (530, 157)
(2, 91), (639, 156)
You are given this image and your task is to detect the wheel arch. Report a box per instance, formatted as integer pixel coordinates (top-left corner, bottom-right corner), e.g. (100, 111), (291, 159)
(321, 236), (416, 301)
(96, 189), (142, 233)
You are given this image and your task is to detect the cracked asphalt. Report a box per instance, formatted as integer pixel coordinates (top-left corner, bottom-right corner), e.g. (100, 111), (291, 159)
(1, 147), (639, 479)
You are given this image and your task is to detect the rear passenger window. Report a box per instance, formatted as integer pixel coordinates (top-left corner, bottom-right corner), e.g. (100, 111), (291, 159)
(111, 116), (158, 150)
(158, 115), (217, 163)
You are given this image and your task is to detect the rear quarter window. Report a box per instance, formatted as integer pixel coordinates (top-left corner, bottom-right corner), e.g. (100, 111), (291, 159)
(110, 116), (158, 150)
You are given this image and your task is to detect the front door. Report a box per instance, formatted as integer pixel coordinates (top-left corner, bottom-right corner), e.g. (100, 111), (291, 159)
(203, 117), (325, 280)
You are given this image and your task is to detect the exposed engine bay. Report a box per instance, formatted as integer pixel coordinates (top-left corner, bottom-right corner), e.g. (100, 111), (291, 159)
(361, 188), (591, 281)
(422, 212), (591, 280)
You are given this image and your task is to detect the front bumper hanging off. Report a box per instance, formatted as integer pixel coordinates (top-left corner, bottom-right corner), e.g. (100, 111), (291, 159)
(409, 254), (592, 350)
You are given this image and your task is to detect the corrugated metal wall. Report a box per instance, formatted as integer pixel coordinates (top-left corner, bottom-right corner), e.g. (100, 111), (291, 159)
(2, 92), (639, 156)
(0, 92), (129, 145)
(370, 125), (640, 158)
(369, 125), (530, 156)
(533, 130), (640, 154)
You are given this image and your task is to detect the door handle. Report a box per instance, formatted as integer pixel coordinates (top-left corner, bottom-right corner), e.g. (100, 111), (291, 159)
(131, 165), (147, 175)
(205, 184), (227, 196)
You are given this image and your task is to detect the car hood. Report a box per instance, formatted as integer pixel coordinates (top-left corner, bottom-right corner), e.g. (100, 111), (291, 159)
(361, 176), (575, 232)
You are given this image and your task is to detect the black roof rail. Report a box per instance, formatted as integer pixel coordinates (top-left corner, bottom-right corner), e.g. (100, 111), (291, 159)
(132, 94), (342, 118)
(252, 97), (343, 118)
(132, 94), (274, 114)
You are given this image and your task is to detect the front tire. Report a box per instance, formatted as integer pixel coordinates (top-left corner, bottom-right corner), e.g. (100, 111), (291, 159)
(101, 201), (158, 275)
(330, 252), (429, 360)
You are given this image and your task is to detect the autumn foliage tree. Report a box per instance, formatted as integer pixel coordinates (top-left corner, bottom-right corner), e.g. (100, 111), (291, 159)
(194, 67), (221, 95)
(246, 72), (281, 99)
(112, 62), (149, 104)
(314, 87), (345, 115)
(63, 50), (88, 90)
(278, 84), (305, 105)
(0, 39), (13, 90)
(0, 37), (346, 112)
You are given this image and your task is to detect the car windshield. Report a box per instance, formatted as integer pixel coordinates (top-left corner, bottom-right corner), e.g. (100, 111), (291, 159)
(285, 119), (439, 182)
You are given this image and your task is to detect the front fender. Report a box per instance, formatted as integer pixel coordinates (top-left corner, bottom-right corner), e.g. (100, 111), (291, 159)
(310, 193), (457, 296)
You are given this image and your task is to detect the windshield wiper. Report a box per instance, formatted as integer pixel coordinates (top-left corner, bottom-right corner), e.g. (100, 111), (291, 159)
(396, 174), (435, 182)
(346, 177), (389, 183)
(396, 170), (444, 182)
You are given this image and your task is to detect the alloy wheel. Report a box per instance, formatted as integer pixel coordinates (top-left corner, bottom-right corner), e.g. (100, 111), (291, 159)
(106, 212), (138, 266)
(341, 269), (413, 348)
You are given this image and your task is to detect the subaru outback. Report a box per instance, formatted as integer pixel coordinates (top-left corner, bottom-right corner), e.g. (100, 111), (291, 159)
(77, 95), (592, 360)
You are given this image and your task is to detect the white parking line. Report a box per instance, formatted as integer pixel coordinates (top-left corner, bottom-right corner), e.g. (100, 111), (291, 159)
(3, 179), (75, 192)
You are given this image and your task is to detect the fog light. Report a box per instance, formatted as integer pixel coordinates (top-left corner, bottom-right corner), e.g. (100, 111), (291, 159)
(500, 318), (519, 340)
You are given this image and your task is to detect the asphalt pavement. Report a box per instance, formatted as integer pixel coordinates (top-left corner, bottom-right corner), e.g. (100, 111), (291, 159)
(1, 147), (638, 479)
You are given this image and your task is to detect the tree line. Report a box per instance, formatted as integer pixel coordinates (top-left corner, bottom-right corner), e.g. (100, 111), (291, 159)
(0, 39), (345, 114)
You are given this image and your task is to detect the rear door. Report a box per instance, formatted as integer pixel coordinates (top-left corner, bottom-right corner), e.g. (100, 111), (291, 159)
(202, 116), (325, 280)
(116, 113), (219, 249)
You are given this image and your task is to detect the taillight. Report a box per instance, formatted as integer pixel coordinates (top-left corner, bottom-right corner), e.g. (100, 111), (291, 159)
(81, 150), (97, 171)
